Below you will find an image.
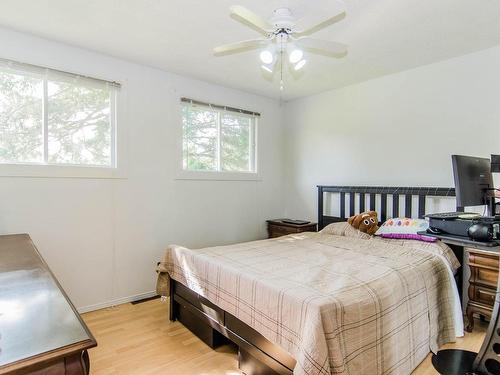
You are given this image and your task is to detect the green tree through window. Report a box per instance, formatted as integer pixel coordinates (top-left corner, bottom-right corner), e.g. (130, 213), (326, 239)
(0, 71), (43, 163)
(48, 80), (112, 166)
(0, 62), (117, 167)
(182, 103), (256, 173)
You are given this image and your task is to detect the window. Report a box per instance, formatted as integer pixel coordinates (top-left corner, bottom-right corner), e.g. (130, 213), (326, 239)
(0, 59), (119, 168)
(181, 99), (258, 174)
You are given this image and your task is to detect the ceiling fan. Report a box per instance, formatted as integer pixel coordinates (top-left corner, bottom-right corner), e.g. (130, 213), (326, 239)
(213, 5), (348, 89)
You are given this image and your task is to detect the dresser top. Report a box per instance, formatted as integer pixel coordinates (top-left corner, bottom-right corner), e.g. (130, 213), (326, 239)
(0, 234), (96, 371)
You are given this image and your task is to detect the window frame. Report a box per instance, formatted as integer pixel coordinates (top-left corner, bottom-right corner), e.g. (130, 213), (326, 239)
(176, 99), (261, 181)
(0, 59), (127, 179)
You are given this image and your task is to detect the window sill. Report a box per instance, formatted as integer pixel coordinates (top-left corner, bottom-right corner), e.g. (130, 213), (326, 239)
(0, 163), (127, 179)
(175, 170), (261, 181)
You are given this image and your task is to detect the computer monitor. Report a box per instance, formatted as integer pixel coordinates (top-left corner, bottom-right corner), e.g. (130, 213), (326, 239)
(452, 155), (494, 210)
(492, 154), (500, 173)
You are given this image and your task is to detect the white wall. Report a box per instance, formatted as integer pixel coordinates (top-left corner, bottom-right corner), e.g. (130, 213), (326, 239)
(4, 25), (500, 311)
(284, 45), (500, 221)
(0, 28), (285, 311)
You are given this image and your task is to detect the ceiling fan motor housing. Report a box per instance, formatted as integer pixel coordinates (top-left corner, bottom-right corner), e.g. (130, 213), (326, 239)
(271, 8), (295, 30)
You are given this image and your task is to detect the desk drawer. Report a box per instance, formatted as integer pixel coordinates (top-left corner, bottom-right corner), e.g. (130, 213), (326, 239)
(469, 284), (497, 307)
(469, 251), (499, 269)
(470, 267), (499, 288)
(468, 250), (499, 289)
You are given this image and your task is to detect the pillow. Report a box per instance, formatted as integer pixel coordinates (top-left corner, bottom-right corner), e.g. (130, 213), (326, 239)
(320, 222), (372, 240)
(375, 217), (436, 242)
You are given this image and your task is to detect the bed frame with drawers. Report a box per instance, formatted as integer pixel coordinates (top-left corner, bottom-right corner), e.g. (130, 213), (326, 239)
(169, 185), (458, 375)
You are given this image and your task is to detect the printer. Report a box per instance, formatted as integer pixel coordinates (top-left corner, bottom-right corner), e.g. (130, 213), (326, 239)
(426, 212), (500, 242)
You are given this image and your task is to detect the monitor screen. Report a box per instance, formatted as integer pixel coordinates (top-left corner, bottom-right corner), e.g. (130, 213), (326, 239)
(452, 155), (493, 208)
(492, 154), (500, 173)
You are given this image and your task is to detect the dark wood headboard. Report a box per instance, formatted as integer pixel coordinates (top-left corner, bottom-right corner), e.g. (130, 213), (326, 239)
(317, 185), (456, 230)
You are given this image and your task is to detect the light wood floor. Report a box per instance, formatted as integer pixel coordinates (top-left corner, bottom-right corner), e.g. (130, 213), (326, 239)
(82, 299), (487, 375)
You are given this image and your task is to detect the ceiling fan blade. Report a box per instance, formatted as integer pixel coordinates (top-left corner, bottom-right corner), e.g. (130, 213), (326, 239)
(213, 39), (268, 56)
(295, 37), (348, 57)
(293, 11), (346, 38)
(230, 5), (273, 36)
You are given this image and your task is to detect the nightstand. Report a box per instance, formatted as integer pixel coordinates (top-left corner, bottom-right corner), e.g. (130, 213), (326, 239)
(266, 219), (317, 238)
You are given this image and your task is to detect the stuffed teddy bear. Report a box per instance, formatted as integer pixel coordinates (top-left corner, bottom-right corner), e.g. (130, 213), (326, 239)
(347, 211), (379, 235)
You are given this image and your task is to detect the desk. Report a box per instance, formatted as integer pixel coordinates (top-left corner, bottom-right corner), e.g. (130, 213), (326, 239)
(420, 232), (500, 375)
(0, 234), (96, 374)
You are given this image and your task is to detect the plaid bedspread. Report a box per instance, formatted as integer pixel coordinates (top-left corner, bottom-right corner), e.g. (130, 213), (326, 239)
(157, 231), (459, 375)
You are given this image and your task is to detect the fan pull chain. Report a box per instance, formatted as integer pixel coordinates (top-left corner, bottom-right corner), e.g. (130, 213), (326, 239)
(280, 36), (284, 92)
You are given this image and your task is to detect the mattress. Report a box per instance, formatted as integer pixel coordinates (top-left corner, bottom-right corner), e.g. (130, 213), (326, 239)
(157, 230), (462, 375)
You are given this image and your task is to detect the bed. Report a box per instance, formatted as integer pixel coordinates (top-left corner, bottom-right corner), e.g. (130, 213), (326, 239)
(156, 185), (463, 375)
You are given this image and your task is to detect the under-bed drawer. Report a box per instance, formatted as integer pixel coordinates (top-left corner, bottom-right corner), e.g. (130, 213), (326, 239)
(226, 313), (296, 371)
(239, 347), (293, 375)
(174, 281), (225, 325)
(174, 294), (229, 348)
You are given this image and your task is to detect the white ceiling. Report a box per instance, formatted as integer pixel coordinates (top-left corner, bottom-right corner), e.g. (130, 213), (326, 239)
(1, 0), (500, 100)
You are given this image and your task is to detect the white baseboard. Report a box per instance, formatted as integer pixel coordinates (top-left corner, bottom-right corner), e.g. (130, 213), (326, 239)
(77, 290), (158, 314)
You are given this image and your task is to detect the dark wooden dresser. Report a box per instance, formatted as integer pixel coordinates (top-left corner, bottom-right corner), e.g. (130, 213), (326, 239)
(466, 248), (499, 332)
(266, 219), (317, 238)
(0, 234), (96, 375)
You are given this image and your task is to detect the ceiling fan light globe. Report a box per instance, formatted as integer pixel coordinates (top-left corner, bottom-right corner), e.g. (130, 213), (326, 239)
(289, 49), (303, 64)
(259, 50), (274, 64)
(294, 59), (307, 71)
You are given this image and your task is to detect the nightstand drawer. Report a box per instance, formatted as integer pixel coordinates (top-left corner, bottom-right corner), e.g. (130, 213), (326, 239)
(266, 219), (317, 239)
(469, 284), (497, 306)
(268, 225), (295, 238)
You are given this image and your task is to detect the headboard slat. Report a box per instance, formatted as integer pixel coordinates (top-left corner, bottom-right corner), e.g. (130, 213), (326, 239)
(349, 193), (355, 217)
(340, 192), (346, 219)
(405, 195), (412, 218)
(359, 193), (365, 213)
(380, 193), (388, 223)
(369, 193), (376, 211)
(393, 194), (400, 217)
(318, 186), (324, 229)
(418, 195), (426, 219)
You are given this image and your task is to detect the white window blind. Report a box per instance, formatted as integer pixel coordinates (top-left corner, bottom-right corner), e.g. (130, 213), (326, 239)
(0, 58), (119, 167)
(181, 99), (258, 173)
